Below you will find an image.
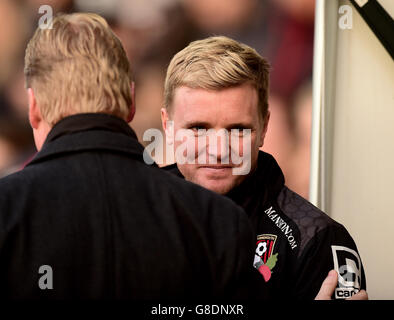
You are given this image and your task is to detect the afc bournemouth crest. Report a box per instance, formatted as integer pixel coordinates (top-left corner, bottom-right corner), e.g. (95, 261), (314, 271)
(253, 234), (278, 282)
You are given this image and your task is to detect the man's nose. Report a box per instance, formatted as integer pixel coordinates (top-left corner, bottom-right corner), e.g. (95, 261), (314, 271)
(206, 129), (230, 164)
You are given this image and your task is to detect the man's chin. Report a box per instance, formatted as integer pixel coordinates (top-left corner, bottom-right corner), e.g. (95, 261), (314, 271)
(196, 177), (238, 195)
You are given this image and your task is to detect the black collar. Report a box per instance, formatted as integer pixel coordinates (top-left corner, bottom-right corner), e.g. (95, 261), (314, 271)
(27, 113), (149, 166)
(226, 151), (285, 211)
(45, 113), (137, 143)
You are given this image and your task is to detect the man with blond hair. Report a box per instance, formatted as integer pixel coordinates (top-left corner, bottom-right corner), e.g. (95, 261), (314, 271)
(161, 36), (367, 299)
(0, 14), (262, 299)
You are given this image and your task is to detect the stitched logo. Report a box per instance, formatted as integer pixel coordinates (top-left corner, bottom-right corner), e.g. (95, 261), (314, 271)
(253, 234), (278, 282)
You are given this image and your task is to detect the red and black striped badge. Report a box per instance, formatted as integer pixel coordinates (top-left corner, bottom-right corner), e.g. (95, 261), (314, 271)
(256, 234), (277, 264)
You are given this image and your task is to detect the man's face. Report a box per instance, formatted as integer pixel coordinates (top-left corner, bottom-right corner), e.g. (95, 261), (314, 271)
(162, 83), (269, 195)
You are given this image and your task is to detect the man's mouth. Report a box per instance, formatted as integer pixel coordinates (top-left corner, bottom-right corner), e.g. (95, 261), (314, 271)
(198, 165), (233, 169)
(197, 165), (234, 177)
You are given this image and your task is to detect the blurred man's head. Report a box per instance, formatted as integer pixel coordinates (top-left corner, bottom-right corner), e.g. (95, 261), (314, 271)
(24, 13), (135, 150)
(161, 36), (270, 194)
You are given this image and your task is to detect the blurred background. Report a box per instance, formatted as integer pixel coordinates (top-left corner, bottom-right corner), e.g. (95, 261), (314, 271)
(1, 0), (394, 300)
(0, 0), (315, 199)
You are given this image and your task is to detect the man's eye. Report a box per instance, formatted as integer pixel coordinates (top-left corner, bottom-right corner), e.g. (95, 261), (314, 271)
(189, 126), (207, 135)
(231, 128), (245, 136)
(190, 126), (206, 131)
(231, 128), (251, 137)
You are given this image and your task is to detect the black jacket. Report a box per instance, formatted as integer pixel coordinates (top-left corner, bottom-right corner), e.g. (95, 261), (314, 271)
(164, 151), (366, 299)
(0, 113), (261, 300)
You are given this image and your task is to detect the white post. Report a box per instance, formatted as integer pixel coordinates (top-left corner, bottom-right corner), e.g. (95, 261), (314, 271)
(309, 0), (326, 207)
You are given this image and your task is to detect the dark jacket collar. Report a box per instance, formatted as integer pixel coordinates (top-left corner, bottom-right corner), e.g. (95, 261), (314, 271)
(45, 113), (137, 143)
(226, 151), (285, 211)
(27, 113), (148, 166)
(163, 151), (285, 213)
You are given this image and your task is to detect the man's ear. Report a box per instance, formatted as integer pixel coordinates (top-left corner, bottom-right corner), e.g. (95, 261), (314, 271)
(28, 88), (41, 130)
(126, 81), (136, 123)
(259, 110), (270, 147)
(161, 107), (174, 144)
(161, 107), (169, 131)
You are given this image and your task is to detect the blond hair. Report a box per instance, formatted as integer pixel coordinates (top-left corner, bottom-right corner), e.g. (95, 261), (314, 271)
(164, 36), (270, 120)
(24, 13), (132, 126)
